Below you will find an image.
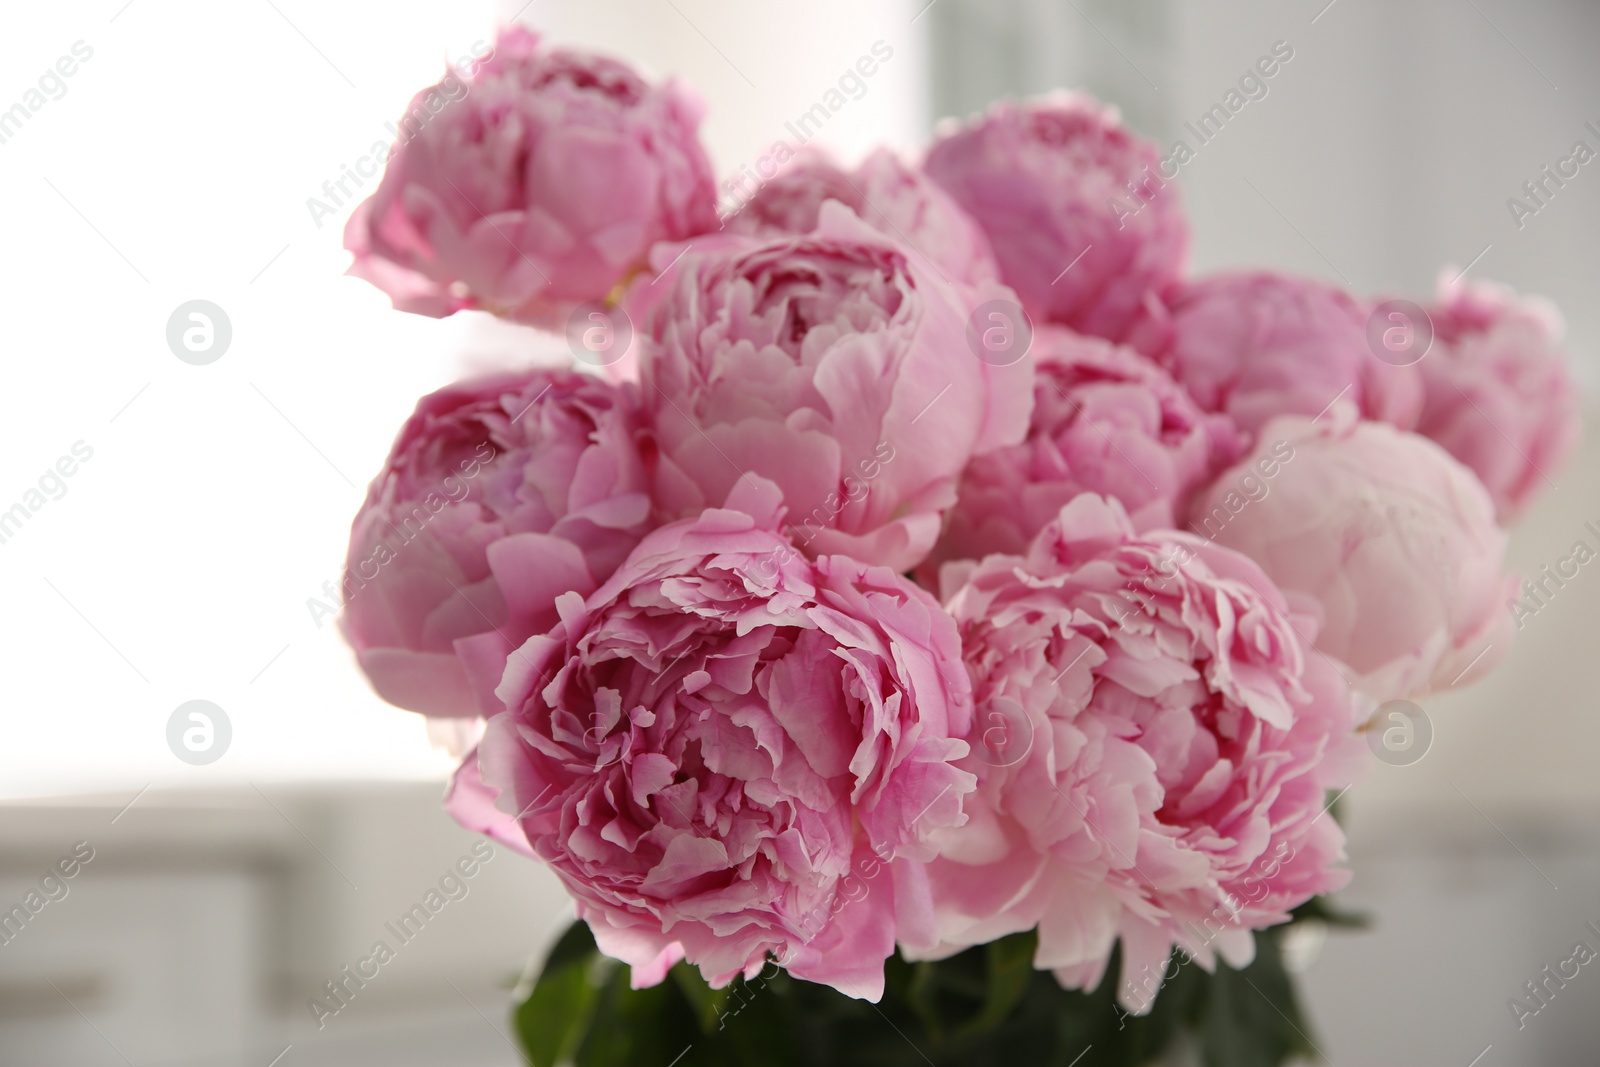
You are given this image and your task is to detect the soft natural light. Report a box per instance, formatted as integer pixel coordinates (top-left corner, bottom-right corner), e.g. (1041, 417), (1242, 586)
(0, 0), (927, 799)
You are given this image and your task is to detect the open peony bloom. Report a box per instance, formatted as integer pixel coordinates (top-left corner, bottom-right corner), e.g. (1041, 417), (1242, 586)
(1415, 273), (1582, 522)
(924, 326), (1244, 575)
(1190, 414), (1517, 701)
(341, 369), (653, 718)
(904, 495), (1363, 1011)
(445, 481), (975, 1000)
(726, 146), (1001, 286)
(344, 25), (717, 326)
(640, 202), (1034, 572)
(924, 92), (1187, 340)
(1127, 271), (1423, 438)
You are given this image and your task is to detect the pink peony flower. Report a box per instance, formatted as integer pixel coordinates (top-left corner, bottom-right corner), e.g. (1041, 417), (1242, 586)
(924, 92), (1188, 340)
(1189, 414), (1516, 700)
(903, 495), (1363, 1009)
(1127, 271), (1423, 438)
(1415, 273), (1582, 521)
(723, 146), (860, 237)
(341, 368), (653, 718)
(344, 26), (717, 326)
(639, 202), (1034, 572)
(445, 481), (975, 1000)
(924, 326), (1245, 574)
(726, 146), (1001, 286)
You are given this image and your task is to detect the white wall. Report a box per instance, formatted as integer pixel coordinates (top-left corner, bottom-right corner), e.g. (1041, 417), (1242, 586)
(497, 0), (932, 168)
(0, 0), (936, 803)
(0, 785), (570, 1066)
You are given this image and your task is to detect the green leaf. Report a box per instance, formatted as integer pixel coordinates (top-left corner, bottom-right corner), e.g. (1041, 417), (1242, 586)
(1194, 930), (1318, 1067)
(700, 970), (805, 1067)
(954, 931), (1036, 1038)
(543, 919), (604, 972)
(1289, 894), (1370, 930)
(903, 959), (946, 1041)
(515, 921), (611, 1067)
(1044, 941), (1189, 1067)
(511, 918), (1330, 1066)
(670, 960), (733, 1034)
(575, 965), (705, 1067)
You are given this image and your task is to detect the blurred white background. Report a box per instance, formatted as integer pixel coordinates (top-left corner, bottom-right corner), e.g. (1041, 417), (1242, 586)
(0, 0), (1595, 1064)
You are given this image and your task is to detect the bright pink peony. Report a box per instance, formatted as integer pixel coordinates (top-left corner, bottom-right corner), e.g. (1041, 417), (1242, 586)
(1127, 271), (1423, 437)
(726, 146), (1001, 285)
(344, 26), (717, 326)
(924, 326), (1244, 574)
(445, 481), (975, 1000)
(1415, 273), (1582, 521)
(1190, 414), (1516, 700)
(341, 368), (652, 717)
(640, 203), (1034, 572)
(903, 495), (1363, 1009)
(924, 92), (1187, 339)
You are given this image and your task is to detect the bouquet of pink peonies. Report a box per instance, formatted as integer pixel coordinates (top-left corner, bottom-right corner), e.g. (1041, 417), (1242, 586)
(335, 25), (1580, 1067)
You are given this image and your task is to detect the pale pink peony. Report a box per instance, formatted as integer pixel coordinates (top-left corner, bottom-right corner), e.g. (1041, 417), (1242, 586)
(726, 146), (1001, 285)
(924, 92), (1188, 339)
(723, 146), (860, 238)
(1190, 414), (1516, 700)
(903, 495), (1363, 1010)
(445, 481), (975, 1000)
(639, 203), (1034, 572)
(344, 26), (717, 326)
(1415, 273), (1582, 521)
(924, 326), (1245, 574)
(341, 368), (652, 718)
(1127, 271), (1423, 437)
